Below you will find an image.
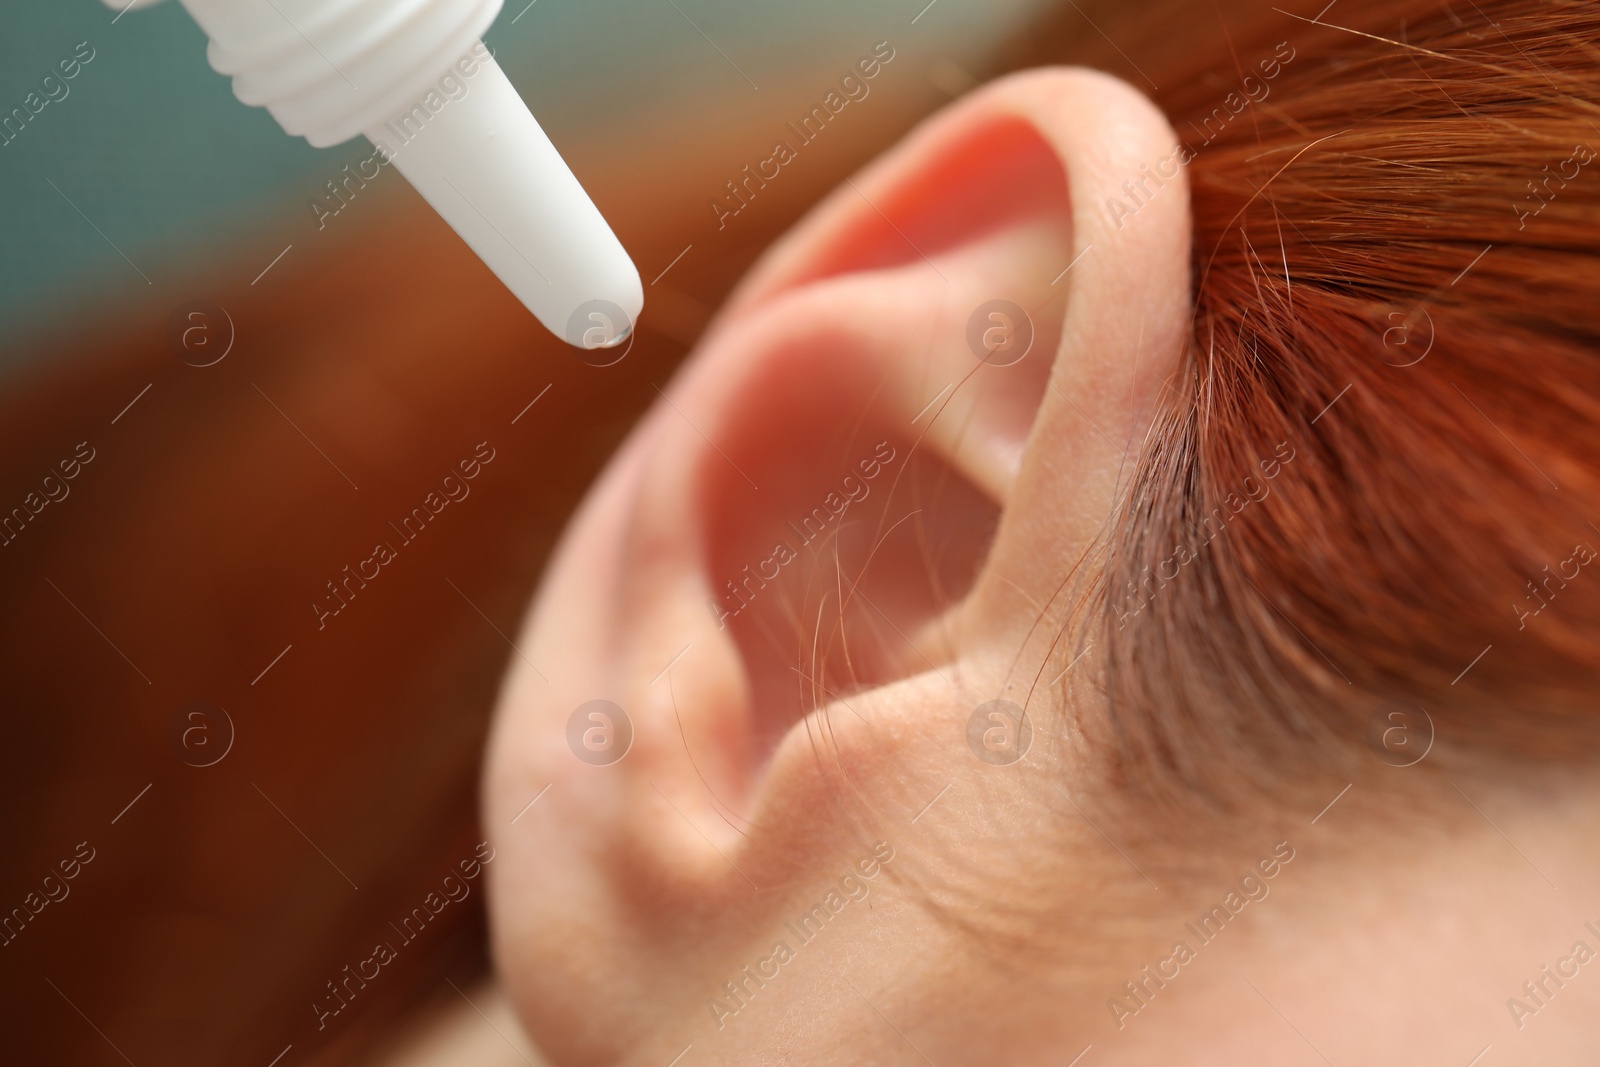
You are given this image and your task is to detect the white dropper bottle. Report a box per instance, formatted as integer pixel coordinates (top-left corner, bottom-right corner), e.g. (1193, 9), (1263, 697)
(108, 0), (643, 350)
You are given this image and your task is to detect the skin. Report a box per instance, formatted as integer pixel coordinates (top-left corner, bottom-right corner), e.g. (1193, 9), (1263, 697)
(479, 69), (1600, 1066)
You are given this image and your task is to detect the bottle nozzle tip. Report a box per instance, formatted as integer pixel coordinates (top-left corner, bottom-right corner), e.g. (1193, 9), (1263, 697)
(565, 298), (636, 352)
(589, 322), (632, 349)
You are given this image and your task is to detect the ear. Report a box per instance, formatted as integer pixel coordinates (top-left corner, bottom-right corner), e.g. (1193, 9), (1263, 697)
(486, 65), (1190, 915)
(715, 67), (1194, 659)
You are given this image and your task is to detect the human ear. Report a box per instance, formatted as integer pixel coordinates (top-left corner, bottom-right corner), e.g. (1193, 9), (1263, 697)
(484, 67), (1190, 1064)
(708, 66), (1193, 684)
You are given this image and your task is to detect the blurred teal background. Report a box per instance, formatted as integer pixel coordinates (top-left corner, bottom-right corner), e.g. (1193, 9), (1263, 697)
(0, 0), (1053, 366)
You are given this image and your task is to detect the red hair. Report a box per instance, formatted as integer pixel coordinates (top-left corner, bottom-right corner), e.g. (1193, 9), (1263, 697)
(1024, 0), (1600, 791)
